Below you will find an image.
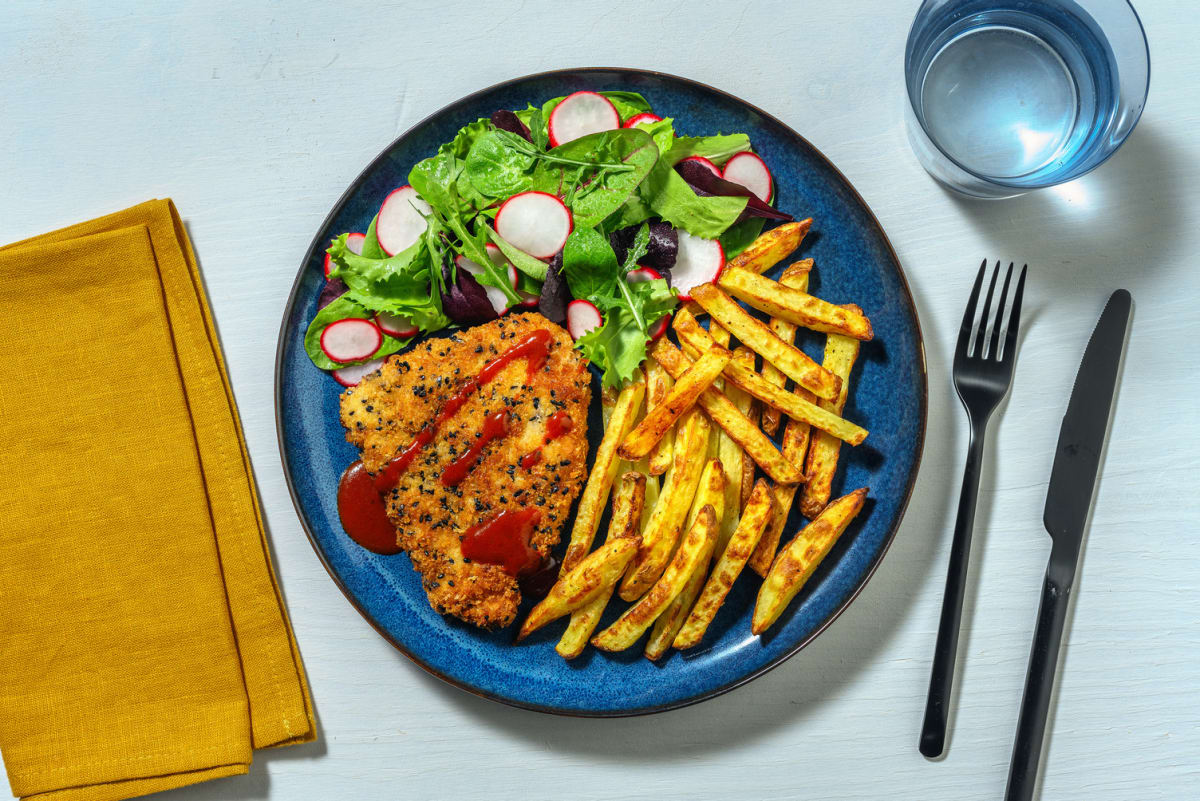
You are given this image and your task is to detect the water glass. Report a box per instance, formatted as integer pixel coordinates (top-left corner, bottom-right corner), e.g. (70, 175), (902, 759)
(905, 0), (1150, 198)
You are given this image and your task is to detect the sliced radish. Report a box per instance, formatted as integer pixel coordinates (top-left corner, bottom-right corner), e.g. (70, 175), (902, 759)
(332, 357), (385, 387)
(320, 318), (383, 363)
(679, 156), (720, 177)
(374, 311), (418, 339)
(494, 191), (573, 259)
(626, 266), (664, 284)
(548, 91), (620, 147)
(518, 290), (540, 308)
(623, 112), (662, 128)
(455, 254), (510, 316)
(672, 231), (725, 300)
(324, 232), (366, 278)
(377, 186), (431, 256)
(566, 299), (603, 340)
(649, 313), (670, 341)
(721, 152), (773, 202)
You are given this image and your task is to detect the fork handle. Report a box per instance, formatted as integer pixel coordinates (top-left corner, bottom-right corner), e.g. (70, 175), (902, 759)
(919, 420), (987, 758)
(1005, 559), (1072, 801)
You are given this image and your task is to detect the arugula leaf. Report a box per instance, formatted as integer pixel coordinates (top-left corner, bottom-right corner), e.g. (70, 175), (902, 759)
(304, 292), (409, 371)
(531, 129), (659, 229)
(576, 277), (676, 388)
(482, 221), (548, 281)
(463, 130), (536, 197)
(719, 217), (767, 259)
(561, 227), (618, 301)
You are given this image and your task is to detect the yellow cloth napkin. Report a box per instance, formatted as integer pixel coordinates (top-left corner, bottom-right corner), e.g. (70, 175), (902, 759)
(0, 200), (315, 801)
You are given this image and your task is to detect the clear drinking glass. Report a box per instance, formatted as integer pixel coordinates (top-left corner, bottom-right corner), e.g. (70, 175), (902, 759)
(905, 0), (1150, 198)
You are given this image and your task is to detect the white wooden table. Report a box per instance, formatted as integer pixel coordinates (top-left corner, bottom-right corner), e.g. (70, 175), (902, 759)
(3, 2), (1197, 799)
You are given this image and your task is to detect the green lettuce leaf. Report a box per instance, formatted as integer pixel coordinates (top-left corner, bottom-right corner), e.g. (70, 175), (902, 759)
(304, 293), (409, 371)
(576, 278), (676, 388)
(531, 128), (659, 230)
(326, 234), (449, 332)
(561, 227), (618, 300)
(482, 221), (548, 281)
(668, 133), (751, 166)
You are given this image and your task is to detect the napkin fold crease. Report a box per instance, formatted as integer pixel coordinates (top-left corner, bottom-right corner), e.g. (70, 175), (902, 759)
(0, 200), (315, 801)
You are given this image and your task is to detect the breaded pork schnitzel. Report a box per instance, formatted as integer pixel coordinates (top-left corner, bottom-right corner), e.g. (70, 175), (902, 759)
(340, 313), (591, 629)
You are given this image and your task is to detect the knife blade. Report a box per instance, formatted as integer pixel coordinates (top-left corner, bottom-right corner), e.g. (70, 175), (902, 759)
(1043, 288), (1133, 568)
(1006, 289), (1132, 801)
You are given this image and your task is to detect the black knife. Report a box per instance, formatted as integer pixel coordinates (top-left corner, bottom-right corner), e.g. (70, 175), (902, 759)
(1005, 289), (1132, 801)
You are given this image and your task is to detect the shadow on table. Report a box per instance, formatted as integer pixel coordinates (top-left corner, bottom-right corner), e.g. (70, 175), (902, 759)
(940, 124), (1185, 292)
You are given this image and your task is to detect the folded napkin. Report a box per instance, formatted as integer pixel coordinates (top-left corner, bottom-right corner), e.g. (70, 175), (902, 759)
(0, 200), (315, 801)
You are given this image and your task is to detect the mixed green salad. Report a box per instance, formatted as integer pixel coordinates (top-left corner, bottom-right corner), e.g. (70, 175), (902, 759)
(307, 89), (789, 388)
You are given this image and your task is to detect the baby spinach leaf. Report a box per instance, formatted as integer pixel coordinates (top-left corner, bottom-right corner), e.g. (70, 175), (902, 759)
(304, 293), (409, 371)
(464, 130), (536, 197)
(561, 227), (618, 301)
(638, 156), (748, 238)
(532, 128), (659, 230)
(719, 217), (767, 260)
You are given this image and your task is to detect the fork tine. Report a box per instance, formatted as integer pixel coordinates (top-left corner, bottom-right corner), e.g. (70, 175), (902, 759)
(1002, 264), (1029, 363)
(957, 259), (988, 358)
(987, 263), (1014, 359)
(972, 261), (1001, 358)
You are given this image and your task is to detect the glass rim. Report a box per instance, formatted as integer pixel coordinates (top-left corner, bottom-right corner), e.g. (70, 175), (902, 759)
(905, 0), (1151, 190)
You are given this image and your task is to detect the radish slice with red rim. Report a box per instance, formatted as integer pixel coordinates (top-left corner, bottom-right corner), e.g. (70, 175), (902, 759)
(374, 311), (418, 339)
(494, 191), (573, 259)
(548, 91), (620, 147)
(332, 357), (386, 387)
(623, 112), (662, 128)
(518, 290), (540, 308)
(320, 318), (383, 363)
(649, 313), (670, 341)
(324, 232), (366, 278)
(672, 231), (725, 300)
(678, 156), (720, 177)
(455, 254), (510, 316)
(721, 152), (773, 202)
(626, 266), (664, 284)
(377, 186), (431, 256)
(566, 299), (603, 340)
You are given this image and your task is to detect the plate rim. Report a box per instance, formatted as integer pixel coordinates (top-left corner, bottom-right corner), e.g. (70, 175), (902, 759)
(274, 66), (928, 718)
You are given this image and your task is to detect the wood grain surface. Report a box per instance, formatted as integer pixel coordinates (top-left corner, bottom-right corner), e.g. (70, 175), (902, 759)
(2, 2), (1197, 799)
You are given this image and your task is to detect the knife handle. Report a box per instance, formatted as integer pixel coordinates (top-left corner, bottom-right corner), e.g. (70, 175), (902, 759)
(919, 421), (987, 758)
(1005, 560), (1072, 801)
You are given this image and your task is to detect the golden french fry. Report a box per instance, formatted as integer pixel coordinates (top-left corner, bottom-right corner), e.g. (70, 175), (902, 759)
(740, 399), (759, 513)
(716, 348), (754, 553)
(592, 505), (718, 652)
(673, 308), (867, 446)
(723, 219), (812, 276)
(620, 410), (711, 601)
(761, 260), (813, 435)
(644, 458), (725, 659)
(518, 536), (640, 641)
(562, 378), (645, 571)
(645, 359), (674, 476)
(644, 558), (707, 661)
(618, 345), (730, 461)
(753, 488), (867, 634)
(719, 267), (874, 341)
(801, 322), (861, 518)
(750, 413), (813, 576)
(557, 471), (646, 659)
(651, 339), (806, 485)
(600, 384), (618, 428)
(675, 480), (774, 649)
(690, 284), (841, 402)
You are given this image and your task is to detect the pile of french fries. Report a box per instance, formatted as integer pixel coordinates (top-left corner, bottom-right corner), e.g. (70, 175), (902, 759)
(519, 221), (873, 659)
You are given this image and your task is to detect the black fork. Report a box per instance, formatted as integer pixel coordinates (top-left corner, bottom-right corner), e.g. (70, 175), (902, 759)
(920, 260), (1028, 759)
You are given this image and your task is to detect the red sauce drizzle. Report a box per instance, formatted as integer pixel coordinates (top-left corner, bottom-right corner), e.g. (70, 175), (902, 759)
(520, 409), (576, 471)
(337, 461), (402, 554)
(461, 508), (543, 576)
(375, 329), (552, 493)
(441, 411), (508, 487)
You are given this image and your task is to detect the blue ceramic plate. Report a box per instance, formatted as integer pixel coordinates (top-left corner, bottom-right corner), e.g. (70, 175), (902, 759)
(276, 68), (926, 716)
